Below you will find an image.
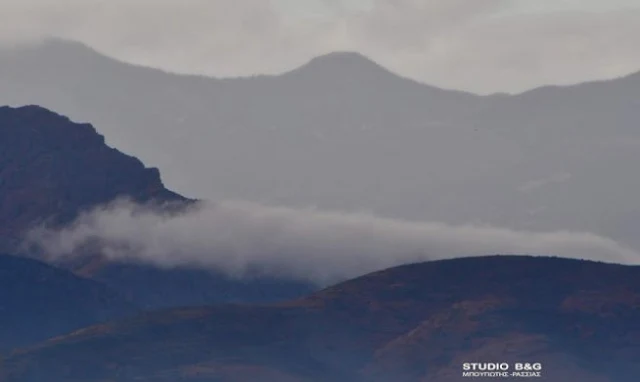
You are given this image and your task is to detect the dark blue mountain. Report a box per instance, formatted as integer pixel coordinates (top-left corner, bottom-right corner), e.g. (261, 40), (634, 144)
(0, 253), (136, 351)
(2, 256), (639, 382)
(0, 105), (186, 252)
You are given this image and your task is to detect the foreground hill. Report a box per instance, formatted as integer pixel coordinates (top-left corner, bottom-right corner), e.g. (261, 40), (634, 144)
(0, 254), (136, 352)
(0, 105), (314, 307)
(2, 255), (639, 382)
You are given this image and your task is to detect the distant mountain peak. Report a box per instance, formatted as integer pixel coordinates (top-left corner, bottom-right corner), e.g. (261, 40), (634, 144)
(306, 51), (381, 67)
(287, 51), (396, 79)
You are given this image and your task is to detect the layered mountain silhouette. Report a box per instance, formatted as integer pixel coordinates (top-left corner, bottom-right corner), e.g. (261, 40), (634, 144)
(0, 104), (185, 252)
(0, 253), (135, 351)
(0, 105), (314, 308)
(2, 256), (639, 382)
(2, 40), (640, 382)
(1, 39), (640, 251)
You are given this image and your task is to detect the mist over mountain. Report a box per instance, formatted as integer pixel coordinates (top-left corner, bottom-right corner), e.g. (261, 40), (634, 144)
(0, 104), (185, 252)
(3, 256), (639, 382)
(1, 39), (640, 254)
(0, 105), (314, 308)
(25, 197), (640, 285)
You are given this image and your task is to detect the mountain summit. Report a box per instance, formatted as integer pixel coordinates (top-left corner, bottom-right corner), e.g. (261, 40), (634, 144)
(287, 51), (396, 79)
(0, 105), (185, 251)
(0, 105), (314, 308)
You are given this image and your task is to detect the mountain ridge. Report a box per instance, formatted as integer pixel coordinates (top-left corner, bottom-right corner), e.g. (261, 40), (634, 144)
(7, 38), (639, 96)
(2, 255), (639, 382)
(4, 36), (639, 243)
(0, 104), (186, 252)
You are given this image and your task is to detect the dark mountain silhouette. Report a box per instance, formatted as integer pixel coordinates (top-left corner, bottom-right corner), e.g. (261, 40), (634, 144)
(0, 104), (185, 252)
(0, 105), (314, 308)
(0, 253), (136, 352)
(3, 256), (639, 382)
(1, 39), (640, 251)
(71, 260), (316, 309)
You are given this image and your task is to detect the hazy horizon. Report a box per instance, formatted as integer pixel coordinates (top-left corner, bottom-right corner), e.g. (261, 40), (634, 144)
(2, 0), (640, 94)
(7, 37), (640, 97)
(2, 1), (640, 282)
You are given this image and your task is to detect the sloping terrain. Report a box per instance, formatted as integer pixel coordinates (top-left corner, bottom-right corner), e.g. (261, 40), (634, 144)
(2, 256), (639, 381)
(0, 253), (136, 352)
(0, 104), (185, 252)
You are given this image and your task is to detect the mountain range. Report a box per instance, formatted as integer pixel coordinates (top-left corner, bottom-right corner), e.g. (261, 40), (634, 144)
(1, 105), (639, 381)
(2, 39), (640, 382)
(2, 40), (640, 253)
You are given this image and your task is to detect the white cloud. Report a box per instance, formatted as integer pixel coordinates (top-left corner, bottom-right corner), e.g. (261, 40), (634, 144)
(0, 0), (639, 93)
(25, 199), (640, 285)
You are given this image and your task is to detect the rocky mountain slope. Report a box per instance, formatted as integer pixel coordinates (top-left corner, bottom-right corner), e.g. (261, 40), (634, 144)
(0, 105), (314, 308)
(0, 104), (185, 252)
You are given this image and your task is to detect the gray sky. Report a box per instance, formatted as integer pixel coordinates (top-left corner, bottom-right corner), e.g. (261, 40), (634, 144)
(1, 0), (639, 93)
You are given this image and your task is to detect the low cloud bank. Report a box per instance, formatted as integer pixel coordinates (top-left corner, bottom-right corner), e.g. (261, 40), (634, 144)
(24, 199), (640, 284)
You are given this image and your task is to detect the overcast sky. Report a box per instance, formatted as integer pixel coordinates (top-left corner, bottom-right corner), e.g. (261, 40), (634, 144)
(1, 0), (639, 93)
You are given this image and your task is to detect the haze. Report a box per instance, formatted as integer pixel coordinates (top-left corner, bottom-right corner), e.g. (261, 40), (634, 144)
(1, 0), (640, 93)
(2, 1), (640, 280)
